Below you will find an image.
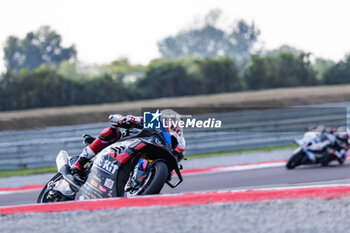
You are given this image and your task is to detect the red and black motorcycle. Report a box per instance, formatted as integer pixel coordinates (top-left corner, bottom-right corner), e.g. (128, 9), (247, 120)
(37, 110), (186, 202)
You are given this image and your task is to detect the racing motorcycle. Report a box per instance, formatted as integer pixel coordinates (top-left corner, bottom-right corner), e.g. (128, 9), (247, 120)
(286, 128), (349, 169)
(37, 110), (186, 203)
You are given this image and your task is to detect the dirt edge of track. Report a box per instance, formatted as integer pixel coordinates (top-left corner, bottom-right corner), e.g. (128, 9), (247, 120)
(2, 84), (350, 131)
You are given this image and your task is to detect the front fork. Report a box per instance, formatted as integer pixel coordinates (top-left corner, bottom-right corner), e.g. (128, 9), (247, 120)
(125, 158), (151, 191)
(133, 158), (151, 185)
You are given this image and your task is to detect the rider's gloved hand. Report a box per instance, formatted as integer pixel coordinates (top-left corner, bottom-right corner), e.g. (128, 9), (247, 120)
(109, 114), (123, 127)
(109, 114), (143, 129)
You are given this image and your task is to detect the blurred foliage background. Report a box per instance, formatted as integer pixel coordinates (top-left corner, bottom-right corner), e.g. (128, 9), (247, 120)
(1, 9), (350, 111)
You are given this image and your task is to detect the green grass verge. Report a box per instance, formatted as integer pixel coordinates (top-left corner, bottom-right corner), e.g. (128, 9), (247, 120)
(0, 166), (57, 178)
(0, 144), (297, 178)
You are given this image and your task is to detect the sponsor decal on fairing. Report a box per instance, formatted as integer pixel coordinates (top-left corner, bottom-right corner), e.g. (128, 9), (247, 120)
(98, 185), (107, 193)
(95, 156), (119, 174)
(90, 179), (98, 188)
(104, 178), (114, 189)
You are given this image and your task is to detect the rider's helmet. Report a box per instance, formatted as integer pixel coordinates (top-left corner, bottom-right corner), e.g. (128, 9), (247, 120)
(160, 109), (186, 153)
(329, 128), (337, 134)
(336, 126), (350, 142)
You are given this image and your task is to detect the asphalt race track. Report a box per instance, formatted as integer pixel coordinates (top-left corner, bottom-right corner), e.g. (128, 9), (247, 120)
(1, 159), (349, 207)
(164, 162), (350, 193)
(1, 151), (350, 233)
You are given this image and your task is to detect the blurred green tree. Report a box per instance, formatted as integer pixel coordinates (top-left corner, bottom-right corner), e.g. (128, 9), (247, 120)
(243, 52), (317, 89)
(313, 58), (335, 81)
(323, 55), (350, 84)
(265, 45), (304, 57)
(58, 61), (89, 81)
(101, 57), (144, 83)
(195, 56), (241, 93)
(157, 9), (260, 70)
(1, 68), (79, 110)
(4, 26), (76, 72)
(0, 67), (131, 111)
(135, 58), (201, 98)
(82, 74), (131, 104)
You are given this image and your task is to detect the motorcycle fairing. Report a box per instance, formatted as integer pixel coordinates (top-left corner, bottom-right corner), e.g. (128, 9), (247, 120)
(76, 128), (181, 200)
(295, 132), (329, 161)
(76, 139), (141, 199)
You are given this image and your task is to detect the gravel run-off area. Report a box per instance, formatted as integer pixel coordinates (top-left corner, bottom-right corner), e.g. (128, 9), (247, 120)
(1, 198), (350, 233)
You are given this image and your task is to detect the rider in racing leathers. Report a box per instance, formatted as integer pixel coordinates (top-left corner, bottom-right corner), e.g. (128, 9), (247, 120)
(314, 127), (349, 164)
(329, 128), (349, 164)
(71, 114), (144, 175)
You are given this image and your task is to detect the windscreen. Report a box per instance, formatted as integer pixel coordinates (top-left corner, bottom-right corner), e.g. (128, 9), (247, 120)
(160, 109), (186, 151)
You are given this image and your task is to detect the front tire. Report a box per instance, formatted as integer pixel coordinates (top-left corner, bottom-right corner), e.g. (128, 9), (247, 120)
(126, 161), (168, 197)
(143, 161), (168, 195)
(286, 149), (305, 169)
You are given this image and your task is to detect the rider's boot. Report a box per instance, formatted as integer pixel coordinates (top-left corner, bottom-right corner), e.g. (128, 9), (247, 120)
(71, 147), (96, 177)
(71, 156), (90, 176)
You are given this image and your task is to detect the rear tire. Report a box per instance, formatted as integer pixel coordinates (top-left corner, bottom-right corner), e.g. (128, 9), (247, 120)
(286, 150), (305, 169)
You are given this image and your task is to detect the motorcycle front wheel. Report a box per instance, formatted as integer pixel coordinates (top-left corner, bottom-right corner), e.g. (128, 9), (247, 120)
(126, 161), (168, 197)
(286, 149), (306, 169)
